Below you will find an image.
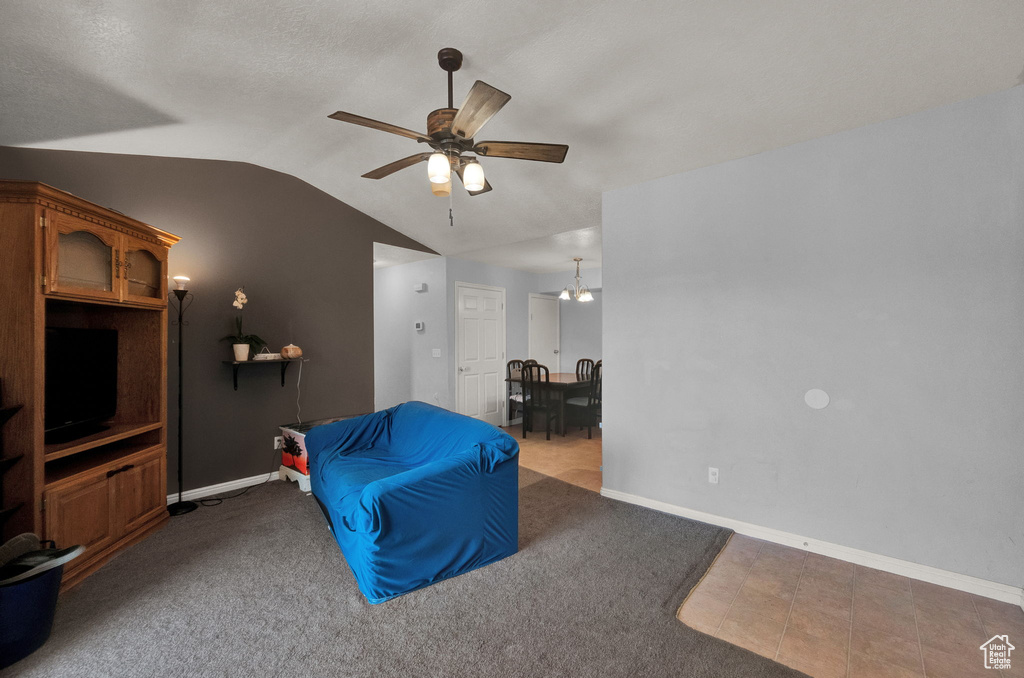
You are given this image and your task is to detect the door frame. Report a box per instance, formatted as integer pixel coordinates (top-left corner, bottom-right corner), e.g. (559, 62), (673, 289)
(454, 281), (507, 426)
(528, 292), (560, 373)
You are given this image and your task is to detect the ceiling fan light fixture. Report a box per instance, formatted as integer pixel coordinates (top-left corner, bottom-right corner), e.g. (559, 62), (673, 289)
(463, 161), (485, 192)
(431, 177), (452, 197)
(427, 152), (451, 184)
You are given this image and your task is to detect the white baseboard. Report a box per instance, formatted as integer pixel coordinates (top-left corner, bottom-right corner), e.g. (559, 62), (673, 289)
(166, 471), (280, 504)
(600, 487), (1024, 610)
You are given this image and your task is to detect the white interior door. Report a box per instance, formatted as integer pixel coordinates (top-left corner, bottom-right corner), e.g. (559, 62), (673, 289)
(528, 293), (560, 372)
(456, 282), (506, 426)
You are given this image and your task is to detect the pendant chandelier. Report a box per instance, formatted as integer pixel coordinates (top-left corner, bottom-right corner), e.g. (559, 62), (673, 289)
(559, 258), (593, 302)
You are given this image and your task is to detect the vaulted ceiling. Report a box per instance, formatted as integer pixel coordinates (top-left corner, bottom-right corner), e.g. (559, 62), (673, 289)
(2, 1), (1022, 272)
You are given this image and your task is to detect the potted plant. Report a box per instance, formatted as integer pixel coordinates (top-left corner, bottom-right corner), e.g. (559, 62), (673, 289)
(221, 288), (266, 361)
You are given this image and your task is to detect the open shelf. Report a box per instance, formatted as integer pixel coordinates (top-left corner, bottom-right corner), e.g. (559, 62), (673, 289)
(45, 442), (161, 487)
(44, 421), (163, 461)
(223, 358), (306, 390)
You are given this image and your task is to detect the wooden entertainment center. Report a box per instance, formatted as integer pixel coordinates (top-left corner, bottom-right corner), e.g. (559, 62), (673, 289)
(0, 181), (179, 589)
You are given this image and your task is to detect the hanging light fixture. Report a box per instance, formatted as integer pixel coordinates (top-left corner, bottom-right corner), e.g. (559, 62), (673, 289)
(427, 152), (451, 184)
(462, 160), (485, 192)
(431, 177), (452, 197)
(560, 257), (593, 302)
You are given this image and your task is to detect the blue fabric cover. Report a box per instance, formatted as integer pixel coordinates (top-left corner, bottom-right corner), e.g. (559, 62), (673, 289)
(306, 401), (519, 604)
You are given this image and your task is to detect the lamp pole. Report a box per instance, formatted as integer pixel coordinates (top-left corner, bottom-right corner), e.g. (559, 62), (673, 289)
(168, 277), (197, 516)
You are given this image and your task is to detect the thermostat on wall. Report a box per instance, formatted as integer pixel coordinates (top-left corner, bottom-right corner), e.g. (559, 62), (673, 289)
(414, 321), (425, 331)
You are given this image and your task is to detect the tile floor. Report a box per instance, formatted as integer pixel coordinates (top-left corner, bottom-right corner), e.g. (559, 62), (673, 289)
(504, 422), (602, 493)
(679, 534), (1024, 678)
(507, 422), (1023, 678)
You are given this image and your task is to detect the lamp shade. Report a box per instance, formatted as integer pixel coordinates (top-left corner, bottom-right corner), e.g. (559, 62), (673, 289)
(427, 153), (451, 184)
(578, 287), (594, 302)
(431, 178), (452, 197)
(463, 161), (485, 192)
(172, 276), (190, 290)
(559, 288), (571, 301)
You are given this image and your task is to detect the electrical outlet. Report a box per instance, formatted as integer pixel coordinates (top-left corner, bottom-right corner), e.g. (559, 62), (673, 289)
(708, 467), (719, 484)
(274, 436), (283, 450)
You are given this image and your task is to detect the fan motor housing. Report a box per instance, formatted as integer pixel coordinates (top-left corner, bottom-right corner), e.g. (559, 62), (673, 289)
(427, 108), (458, 139)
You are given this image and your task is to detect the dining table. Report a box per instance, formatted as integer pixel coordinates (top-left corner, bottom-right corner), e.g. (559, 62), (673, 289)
(505, 371), (592, 435)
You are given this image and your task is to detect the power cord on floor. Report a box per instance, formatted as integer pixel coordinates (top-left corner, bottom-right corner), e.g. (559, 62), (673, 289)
(198, 443), (281, 507)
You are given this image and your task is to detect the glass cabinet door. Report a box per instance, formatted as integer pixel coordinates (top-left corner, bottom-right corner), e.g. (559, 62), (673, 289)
(121, 235), (168, 306)
(45, 211), (120, 302)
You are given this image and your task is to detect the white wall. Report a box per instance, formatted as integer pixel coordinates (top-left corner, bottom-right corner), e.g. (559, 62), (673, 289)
(558, 289), (602, 370)
(373, 256), (447, 410)
(603, 85), (1024, 587)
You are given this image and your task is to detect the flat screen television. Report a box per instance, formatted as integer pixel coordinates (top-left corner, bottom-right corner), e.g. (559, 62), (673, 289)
(45, 327), (118, 444)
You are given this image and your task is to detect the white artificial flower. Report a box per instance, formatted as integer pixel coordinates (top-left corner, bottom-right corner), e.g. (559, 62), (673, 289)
(233, 288), (248, 309)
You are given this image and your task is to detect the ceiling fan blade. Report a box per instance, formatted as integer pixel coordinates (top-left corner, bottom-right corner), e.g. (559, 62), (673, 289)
(455, 164), (493, 196)
(361, 153), (431, 180)
(450, 81), (511, 139)
(472, 141), (568, 163)
(329, 111), (430, 142)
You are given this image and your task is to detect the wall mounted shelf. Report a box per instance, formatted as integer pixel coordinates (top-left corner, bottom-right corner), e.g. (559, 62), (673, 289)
(223, 358), (307, 391)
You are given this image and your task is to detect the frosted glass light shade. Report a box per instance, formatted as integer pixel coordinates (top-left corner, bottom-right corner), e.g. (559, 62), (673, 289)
(427, 153), (450, 183)
(172, 276), (190, 290)
(559, 288), (571, 301)
(578, 287), (594, 302)
(431, 178), (451, 197)
(463, 161), (485, 191)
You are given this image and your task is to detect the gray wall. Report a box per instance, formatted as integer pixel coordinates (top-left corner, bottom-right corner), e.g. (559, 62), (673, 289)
(558, 289), (602, 370)
(374, 256), (447, 410)
(602, 86), (1024, 586)
(0, 146), (431, 491)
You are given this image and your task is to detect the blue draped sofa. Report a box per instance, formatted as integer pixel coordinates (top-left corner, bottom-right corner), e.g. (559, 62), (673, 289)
(306, 401), (520, 604)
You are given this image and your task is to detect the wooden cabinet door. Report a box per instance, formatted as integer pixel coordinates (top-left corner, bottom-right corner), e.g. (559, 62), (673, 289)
(111, 447), (166, 536)
(44, 210), (121, 303)
(120, 235), (168, 307)
(43, 472), (116, 557)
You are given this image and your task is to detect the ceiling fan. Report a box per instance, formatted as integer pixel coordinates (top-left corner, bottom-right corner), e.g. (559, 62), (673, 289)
(328, 48), (569, 197)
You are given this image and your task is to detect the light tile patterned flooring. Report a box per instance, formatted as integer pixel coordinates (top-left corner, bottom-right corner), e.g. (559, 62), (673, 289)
(679, 535), (1024, 678)
(508, 426), (1024, 678)
(504, 422), (602, 493)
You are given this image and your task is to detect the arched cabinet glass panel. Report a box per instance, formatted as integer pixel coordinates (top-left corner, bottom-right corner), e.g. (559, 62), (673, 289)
(57, 231), (113, 291)
(121, 236), (167, 306)
(45, 212), (120, 302)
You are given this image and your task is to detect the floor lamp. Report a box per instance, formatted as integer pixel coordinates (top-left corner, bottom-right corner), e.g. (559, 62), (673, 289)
(168, 276), (197, 516)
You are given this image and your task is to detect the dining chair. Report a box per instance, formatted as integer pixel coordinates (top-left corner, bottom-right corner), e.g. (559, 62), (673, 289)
(566, 361), (602, 439)
(506, 359), (526, 421)
(521, 363), (559, 440)
(575, 358), (595, 380)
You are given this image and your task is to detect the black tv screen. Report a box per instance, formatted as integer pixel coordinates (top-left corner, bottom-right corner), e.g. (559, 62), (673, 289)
(45, 327), (118, 444)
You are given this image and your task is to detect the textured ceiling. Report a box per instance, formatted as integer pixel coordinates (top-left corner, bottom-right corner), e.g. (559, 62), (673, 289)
(2, 1), (1023, 273)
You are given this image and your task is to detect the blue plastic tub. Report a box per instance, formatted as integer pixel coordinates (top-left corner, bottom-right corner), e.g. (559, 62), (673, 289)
(0, 564), (63, 670)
